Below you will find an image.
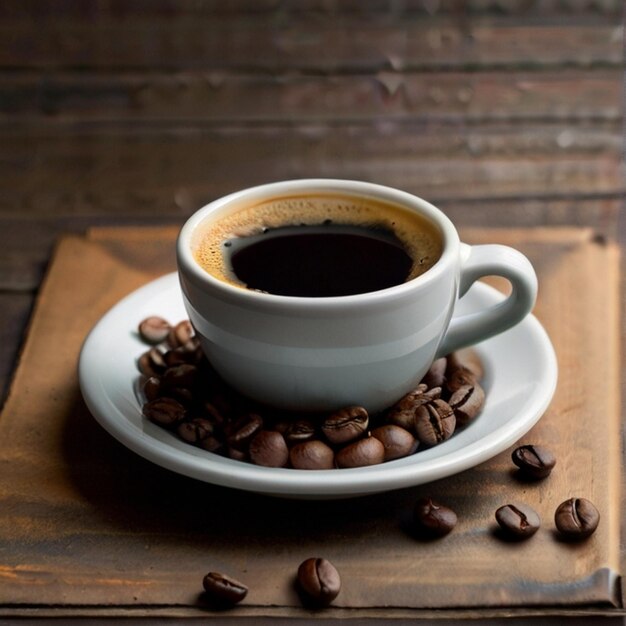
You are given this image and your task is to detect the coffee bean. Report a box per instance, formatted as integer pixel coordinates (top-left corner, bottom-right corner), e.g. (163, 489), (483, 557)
(414, 399), (456, 446)
(198, 435), (224, 453)
(182, 334), (201, 352)
(138, 316), (171, 344)
(448, 383), (485, 426)
(297, 558), (341, 606)
(290, 440), (335, 470)
(413, 497), (457, 537)
(283, 419), (317, 444)
(249, 430), (289, 467)
(142, 397), (186, 426)
(202, 571), (248, 605)
(336, 435), (385, 468)
(421, 357), (447, 389)
(227, 446), (248, 461)
(167, 320), (194, 348)
(387, 384), (441, 431)
(164, 346), (196, 367)
(445, 367), (478, 394)
(138, 347), (167, 377)
(142, 376), (162, 401)
(512, 444), (556, 479)
(201, 401), (226, 427)
(446, 348), (484, 381)
(495, 502), (540, 539)
(322, 406), (369, 445)
(370, 425), (418, 461)
(227, 413), (264, 451)
(167, 386), (195, 406)
(162, 364), (198, 391)
(554, 498), (600, 539)
(177, 418), (215, 444)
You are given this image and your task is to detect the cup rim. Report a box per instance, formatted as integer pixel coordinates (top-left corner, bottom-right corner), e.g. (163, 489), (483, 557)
(177, 179), (459, 309)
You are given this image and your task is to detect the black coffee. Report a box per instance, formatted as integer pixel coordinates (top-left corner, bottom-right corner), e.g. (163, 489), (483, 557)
(229, 224), (413, 297)
(192, 193), (443, 294)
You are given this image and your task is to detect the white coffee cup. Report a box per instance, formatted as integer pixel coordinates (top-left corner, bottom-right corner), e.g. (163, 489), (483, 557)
(177, 179), (537, 413)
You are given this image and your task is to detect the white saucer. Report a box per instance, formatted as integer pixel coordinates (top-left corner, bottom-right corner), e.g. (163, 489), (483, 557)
(79, 273), (557, 499)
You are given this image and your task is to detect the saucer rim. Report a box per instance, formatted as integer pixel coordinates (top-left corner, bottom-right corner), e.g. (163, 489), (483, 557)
(78, 273), (558, 498)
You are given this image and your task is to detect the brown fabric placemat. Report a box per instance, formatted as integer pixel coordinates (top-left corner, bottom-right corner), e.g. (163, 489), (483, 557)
(0, 226), (621, 619)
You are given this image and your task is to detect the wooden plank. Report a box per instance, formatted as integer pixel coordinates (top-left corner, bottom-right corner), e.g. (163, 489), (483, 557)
(0, 17), (621, 71)
(1, 70), (621, 121)
(1, 1), (621, 20)
(1, 0), (622, 19)
(0, 123), (621, 223)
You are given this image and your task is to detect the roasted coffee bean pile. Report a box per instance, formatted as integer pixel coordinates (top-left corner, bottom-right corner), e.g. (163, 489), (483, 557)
(136, 317), (486, 469)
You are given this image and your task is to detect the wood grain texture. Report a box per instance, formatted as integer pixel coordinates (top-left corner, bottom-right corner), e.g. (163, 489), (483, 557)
(0, 1), (621, 71)
(0, 123), (621, 221)
(2, 70), (621, 121)
(0, 227), (620, 617)
(0, 21), (620, 72)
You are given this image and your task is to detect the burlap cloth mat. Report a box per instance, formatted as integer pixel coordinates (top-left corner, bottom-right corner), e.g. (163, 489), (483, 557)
(0, 226), (621, 619)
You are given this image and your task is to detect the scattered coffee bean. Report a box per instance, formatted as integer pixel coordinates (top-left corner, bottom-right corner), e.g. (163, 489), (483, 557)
(414, 399), (456, 446)
(512, 444), (556, 479)
(297, 558), (341, 606)
(202, 571), (248, 605)
(138, 316), (171, 344)
(448, 383), (485, 426)
(142, 397), (186, 426)
(336, 435), (385, 468)
(371, 425), (418, 461)
(290, 440), (335, 470)
(554, 498), (600, 540)
(413, 497), (457, 537)
(495, 502), (540, 539)
(322, 406), (369, 445)
(421, 357), (447, 389)
(249, 430), (289, 467)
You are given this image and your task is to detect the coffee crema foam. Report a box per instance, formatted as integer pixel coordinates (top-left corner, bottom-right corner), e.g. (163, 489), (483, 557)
(192, 193), (443, 289)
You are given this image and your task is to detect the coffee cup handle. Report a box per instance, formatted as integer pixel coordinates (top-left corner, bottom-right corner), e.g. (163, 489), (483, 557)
(436, 243), (538, 358)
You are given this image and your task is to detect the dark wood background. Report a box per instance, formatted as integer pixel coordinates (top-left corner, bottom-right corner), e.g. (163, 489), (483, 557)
(0, 0), (623, 405)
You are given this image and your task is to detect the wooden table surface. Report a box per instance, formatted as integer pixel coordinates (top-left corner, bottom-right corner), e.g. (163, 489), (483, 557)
(0, 1), (624, 623)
